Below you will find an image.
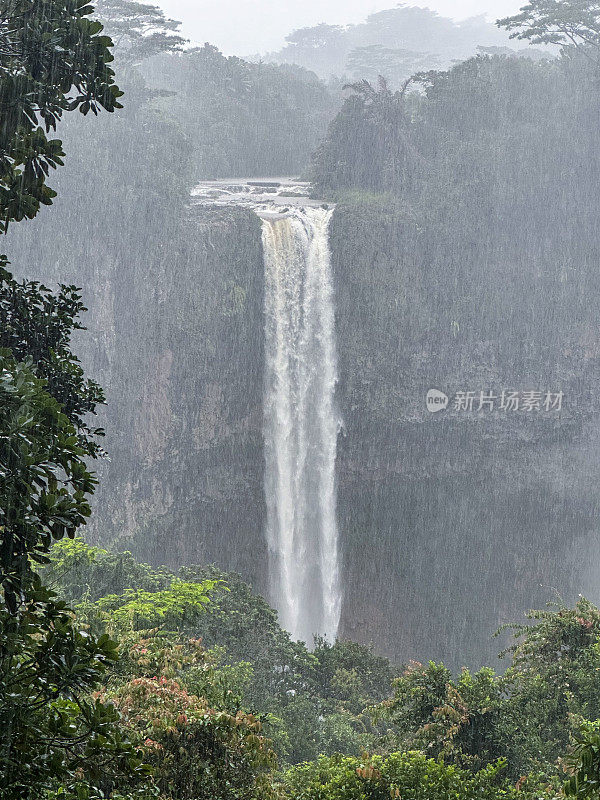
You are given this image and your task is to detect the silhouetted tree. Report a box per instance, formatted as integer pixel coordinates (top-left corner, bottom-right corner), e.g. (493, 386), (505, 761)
(498, 0), (600, 53)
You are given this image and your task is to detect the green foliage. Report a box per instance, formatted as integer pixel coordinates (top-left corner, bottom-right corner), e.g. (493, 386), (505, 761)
(42, 540), (600, 796)
(0, 352), (96, 605)
(94, 579), (217, 632)
(285, 751), (539, 800)
(178, 567), (382, 763)
(178, 564), (316, 708)
(45, 540), (600, 795)
(46, 546), (394, 765)
(0, 357), (142, 799)
(43, 537), (173, 604)
(0, 0), (123, 232)
(376, 661), (512, 773)
(182, 646), (254, 715)
(0, 264), (105, 456)
(0, 572), (147, 799)
(375, 600), (600, 781)
(312, 637), (397, 715)
(78, 576), (281, 799)
(565, 726), (600, 798)
(499, 599), (600, 771)
(104, 676), (280, 800)
(0, 4), (134, 796)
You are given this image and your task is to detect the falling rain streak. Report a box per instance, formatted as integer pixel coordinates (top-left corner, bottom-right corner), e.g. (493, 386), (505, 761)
(261, 207), (341, 645)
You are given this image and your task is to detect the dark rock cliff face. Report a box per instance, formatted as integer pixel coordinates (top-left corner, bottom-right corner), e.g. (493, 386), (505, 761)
(6, 198), (270, 594)
(92, 207), (268, 587)
(6, 177), (600, 667)
(330, 199), (600, 668)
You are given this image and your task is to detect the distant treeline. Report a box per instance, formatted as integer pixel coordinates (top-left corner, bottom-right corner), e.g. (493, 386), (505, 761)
(264, 6), (532, 85)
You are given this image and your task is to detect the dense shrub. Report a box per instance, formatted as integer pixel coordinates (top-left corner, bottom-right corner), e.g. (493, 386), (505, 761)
(285, 751), (551, 800)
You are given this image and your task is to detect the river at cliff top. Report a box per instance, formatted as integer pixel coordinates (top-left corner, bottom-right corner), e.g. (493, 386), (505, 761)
(191, 178), (330, 217)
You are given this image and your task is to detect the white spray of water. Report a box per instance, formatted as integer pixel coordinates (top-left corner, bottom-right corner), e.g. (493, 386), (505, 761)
(261, 206), (341, 645)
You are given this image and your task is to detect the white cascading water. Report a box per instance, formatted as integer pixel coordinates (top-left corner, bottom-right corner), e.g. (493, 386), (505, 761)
(190, 180), (341, 644)
(261, 207), (341, 645)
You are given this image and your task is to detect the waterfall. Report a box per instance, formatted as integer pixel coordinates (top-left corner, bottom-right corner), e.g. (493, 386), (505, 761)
(261, 206), (341, 645)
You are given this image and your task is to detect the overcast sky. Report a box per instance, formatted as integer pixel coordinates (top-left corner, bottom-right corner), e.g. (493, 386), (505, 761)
(157, 1), (525, 56)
